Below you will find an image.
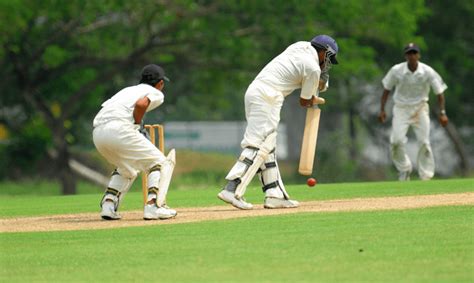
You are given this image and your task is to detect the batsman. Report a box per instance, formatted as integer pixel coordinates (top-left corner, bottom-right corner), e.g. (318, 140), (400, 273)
(218, 35), (339, 209)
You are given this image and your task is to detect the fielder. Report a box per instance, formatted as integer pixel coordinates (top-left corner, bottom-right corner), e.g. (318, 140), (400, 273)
(93, 64), (177, 220)
(379, 43), (449, 181)
(218, 35), (339, 209)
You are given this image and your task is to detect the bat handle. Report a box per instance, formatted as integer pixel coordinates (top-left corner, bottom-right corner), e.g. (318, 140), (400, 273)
(313, 96), (325, 105)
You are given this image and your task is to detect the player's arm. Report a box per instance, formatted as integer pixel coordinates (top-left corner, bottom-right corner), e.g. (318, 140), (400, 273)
(428, 68), (449, 127)
(133, 97), (151, 124)
(379, 66), (398, 123)
(437, 93), (448, 127)
(300, 68), (323, 107)
(378, 89), (390, 123)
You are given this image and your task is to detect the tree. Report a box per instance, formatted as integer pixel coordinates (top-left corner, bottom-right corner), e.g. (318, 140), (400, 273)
(1, 0), (232, 193)
(418, 0), (474, 175)
(0, 0), (325, 193)
(1, 0), (471, 192)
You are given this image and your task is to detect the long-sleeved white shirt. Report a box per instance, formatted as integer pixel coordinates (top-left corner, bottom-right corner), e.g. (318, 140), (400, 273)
(93, 84), (164, 127)
(253, 41), (321, 99)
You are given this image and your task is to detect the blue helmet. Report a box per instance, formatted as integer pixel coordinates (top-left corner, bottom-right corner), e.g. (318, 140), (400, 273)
(310, 35), (339, 65)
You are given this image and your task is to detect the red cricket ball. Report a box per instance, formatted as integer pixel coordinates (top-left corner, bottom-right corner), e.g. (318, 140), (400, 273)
(307, 177), (317, 187)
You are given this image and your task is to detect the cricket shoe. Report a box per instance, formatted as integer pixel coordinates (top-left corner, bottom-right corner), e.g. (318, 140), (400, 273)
(264, 197), (299, 209)
(100, 201), (121, 220)
(143, 204), (177, 220)
(217, 190), (253, 210)
(419, 175), (432, 181)
(398, 170), (411, 181)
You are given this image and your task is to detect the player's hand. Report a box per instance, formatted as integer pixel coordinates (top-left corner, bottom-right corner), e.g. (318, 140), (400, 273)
(138, 123), (151, 140)
(300, 96), (326, 108)
(299, 97), (313, 108)
(439, 114), (449, 127)
(318, 80), (327, 91)
(378, 111), (386, 123)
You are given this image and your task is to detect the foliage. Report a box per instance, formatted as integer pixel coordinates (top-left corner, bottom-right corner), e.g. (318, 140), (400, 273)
(0, 0), (472, 191)
(419, 0), (474, 127)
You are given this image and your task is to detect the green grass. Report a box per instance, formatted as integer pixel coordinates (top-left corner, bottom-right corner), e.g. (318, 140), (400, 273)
(1, 206), (472, 282)
(0, 178), (472, 218)
(1, 178), (473, 282)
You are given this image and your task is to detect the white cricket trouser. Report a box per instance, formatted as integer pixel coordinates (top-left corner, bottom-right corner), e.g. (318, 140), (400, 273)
(390, 102), (434, 180)
(93, 121), (166, 193)
(242, 81), (284, 148)
(225, 81), (285, 198)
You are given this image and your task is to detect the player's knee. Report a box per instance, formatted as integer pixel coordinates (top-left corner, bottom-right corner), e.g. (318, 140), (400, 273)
(390, 134), (405, 145)
(108, 172), (134, 191)
(418, 142), (432, 156)
(418, 141), (431, 149)
(390, 142), (403, 151)
(114, 167), (138, 179)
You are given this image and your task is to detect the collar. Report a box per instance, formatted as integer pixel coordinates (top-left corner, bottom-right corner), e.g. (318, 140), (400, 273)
(403, 62), (425, 75)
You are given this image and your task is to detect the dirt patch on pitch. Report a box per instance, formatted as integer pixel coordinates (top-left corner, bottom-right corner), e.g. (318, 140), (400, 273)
(1, 192), (473, 233)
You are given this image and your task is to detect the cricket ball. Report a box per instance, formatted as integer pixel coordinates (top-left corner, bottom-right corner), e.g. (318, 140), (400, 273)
(307, 177), (317, 187)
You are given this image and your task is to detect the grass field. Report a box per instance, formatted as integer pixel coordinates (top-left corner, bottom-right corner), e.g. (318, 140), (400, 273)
(1, 178), (473, 282)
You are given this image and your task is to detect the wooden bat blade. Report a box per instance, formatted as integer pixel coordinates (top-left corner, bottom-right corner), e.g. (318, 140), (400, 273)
(298, 107), (321, 175)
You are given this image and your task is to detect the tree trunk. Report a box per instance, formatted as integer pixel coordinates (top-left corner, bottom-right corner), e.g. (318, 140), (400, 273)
(59, 164), (77, 195)
(443, 122), (470, 176)
(57, 143), (76, 195)
(348, 107), (357, 160)
(51, 126), (77, 195)
(430, 108), (470, 176)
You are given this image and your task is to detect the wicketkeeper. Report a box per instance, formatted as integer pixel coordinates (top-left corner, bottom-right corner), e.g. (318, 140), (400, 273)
(93, 64), (177, 220)
(218, 35), (339, 209)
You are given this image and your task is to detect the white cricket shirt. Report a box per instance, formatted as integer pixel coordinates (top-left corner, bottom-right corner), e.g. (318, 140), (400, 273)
(382, 62), (447, 106)
(253, 41), (321, 99)
(93, 84), (164, 127)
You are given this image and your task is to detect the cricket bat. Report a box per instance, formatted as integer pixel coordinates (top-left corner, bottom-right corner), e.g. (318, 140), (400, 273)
(298, 97), (324, 175)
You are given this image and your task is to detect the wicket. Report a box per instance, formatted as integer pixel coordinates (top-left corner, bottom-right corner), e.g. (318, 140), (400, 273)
(142, 124), (165, 204)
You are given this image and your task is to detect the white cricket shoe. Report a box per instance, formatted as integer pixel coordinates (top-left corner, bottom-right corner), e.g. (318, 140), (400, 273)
(264, 197), (299, 209)
(217, 190), (253, 210)
(143, 204), (177, 220)
(100, 201), (121, 220)
(398, 170), (411, 181)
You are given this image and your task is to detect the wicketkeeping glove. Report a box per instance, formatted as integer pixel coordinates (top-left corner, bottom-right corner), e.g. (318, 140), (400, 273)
(138, 123), (151, 140)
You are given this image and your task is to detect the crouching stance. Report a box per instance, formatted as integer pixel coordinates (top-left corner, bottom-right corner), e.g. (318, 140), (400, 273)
(218, 35), (339, 209)
(93, 64), (177, 220)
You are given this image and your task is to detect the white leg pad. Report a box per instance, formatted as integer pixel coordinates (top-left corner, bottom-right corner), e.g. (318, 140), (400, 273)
(225, 148), (258, 180)
(107, 173), (133, 194)
(146, 170), (161, 202)
(260, 154), (289, 199)
(276, 169), (290, 199)
(235, 132), (277, 199)
(101, 171), (135, 209)
(156, 149), (176, 207)
(147, 170), (161, 188)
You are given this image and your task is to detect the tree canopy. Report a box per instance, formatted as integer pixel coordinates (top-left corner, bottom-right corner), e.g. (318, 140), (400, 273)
(1, 0), (472, 193)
